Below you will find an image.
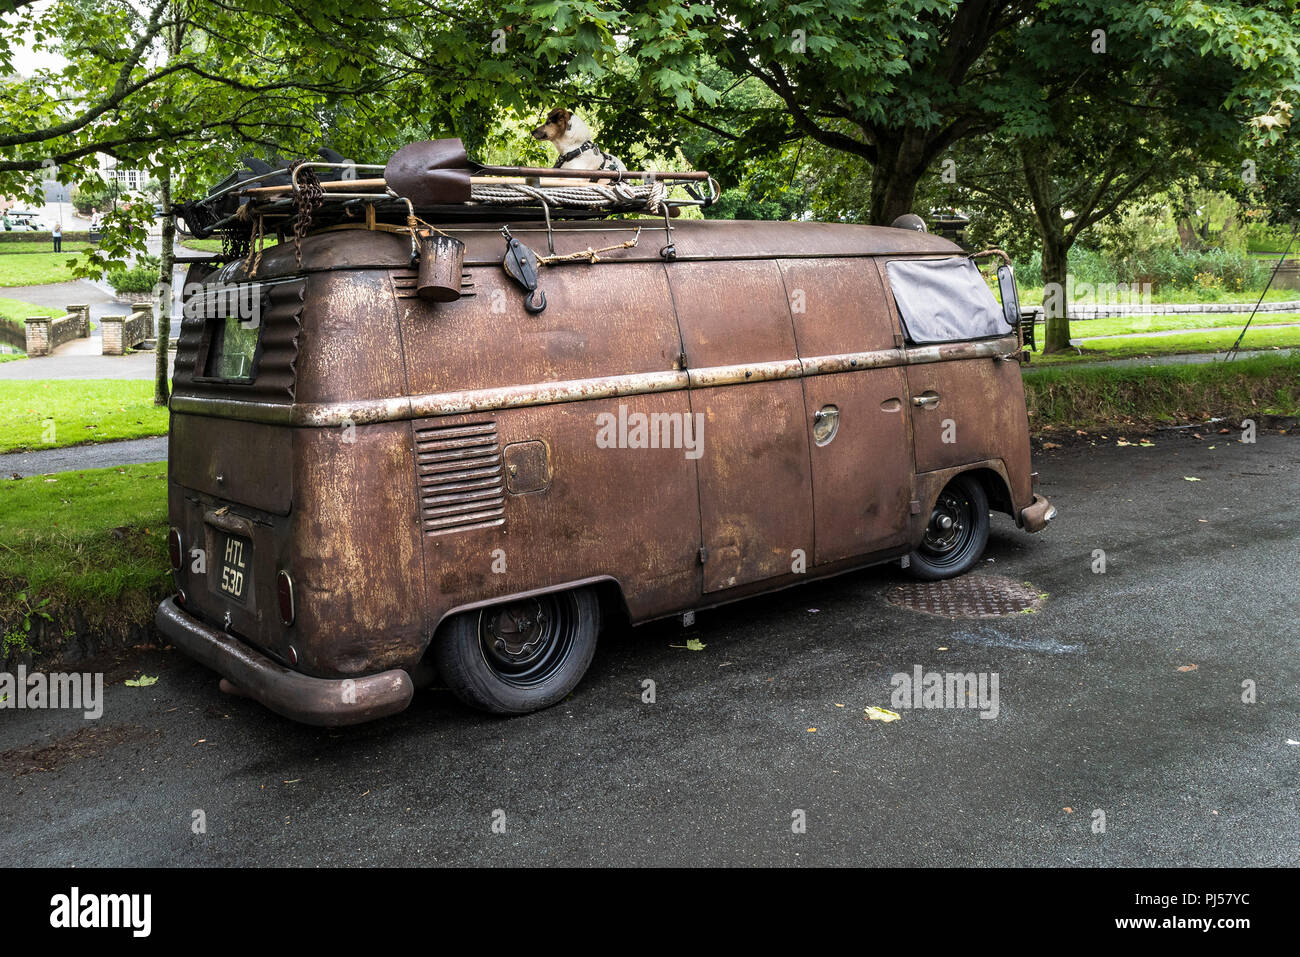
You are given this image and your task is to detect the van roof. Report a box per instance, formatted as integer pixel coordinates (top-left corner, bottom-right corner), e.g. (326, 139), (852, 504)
(534, 218), (965, 260)
(224, 217), (964, 281)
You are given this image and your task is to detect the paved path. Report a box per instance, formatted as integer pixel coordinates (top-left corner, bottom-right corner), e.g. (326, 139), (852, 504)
(0, 348), (173, 379)
(1035, 297), (1300, 318)
(0, 436), (167, 478)
(1023, 346), (1297, 372)
(3, 432), (1296, 866)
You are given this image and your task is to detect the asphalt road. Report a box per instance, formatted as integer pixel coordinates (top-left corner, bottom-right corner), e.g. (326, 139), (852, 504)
(3, 431), (1297, 866)
(0, 436), (167, 477)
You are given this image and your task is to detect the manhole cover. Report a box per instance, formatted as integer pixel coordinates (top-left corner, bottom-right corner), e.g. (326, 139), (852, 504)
(884, 575), (1045, 619)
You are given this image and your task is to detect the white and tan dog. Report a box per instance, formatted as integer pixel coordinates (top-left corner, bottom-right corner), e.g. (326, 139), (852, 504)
(531, 108), (626, 172)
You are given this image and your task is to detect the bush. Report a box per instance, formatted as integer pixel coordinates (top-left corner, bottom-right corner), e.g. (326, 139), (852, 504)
(1012, 246), (1114, 289)
(106, 255), (161, 294)
(1112, 247), (1270, 292)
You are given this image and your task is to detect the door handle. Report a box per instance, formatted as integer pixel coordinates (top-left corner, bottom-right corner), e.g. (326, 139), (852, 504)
(812, 405), (840, 445)
(912, 394), (940, 408)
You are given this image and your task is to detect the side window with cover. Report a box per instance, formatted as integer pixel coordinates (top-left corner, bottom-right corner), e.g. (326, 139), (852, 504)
(885, 257), (1008, 344)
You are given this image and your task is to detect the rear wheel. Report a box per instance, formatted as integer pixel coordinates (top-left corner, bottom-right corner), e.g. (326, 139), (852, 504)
(433, 588), (600, 715)
(907, 474), (990, 581)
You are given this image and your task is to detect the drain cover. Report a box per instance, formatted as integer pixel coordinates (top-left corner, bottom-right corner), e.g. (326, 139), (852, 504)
(884, 575), (1045, 618)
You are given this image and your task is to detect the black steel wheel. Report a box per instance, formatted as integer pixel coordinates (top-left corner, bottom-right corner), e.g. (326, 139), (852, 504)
(907, 474), (990, 581)
(433, 588), (600, 715)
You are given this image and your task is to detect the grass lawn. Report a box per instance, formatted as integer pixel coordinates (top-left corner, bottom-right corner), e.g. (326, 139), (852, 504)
(1030, 324), (1300, 365)
(0, 379), (169, 453)
(0, 250), (83, 286)
(181, 238), (226, 252)
(1024, 353), (1300, 432)
(1070, 312), (1300, 338)
(0, 241), (94, 254)
(0, 462), (168, 653)
(0, 295), (53, 325)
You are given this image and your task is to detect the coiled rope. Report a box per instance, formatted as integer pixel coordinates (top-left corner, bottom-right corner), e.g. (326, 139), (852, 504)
(469, 181), (668, 212)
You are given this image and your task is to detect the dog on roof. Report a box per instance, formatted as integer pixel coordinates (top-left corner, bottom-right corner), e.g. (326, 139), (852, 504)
(531, 108), (627, 173)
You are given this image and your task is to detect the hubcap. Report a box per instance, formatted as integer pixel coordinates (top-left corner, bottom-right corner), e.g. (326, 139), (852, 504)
(922, 490), (969, 557)
(478, 595), (577, 687)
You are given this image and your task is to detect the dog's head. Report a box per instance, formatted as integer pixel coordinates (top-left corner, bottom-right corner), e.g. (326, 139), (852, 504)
(532, 108), (573, 143)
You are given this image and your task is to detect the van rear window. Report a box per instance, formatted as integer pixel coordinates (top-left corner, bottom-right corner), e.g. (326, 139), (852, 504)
(205, 316), (260, 381)
(187, 282), (271, 383)
(886, 257), (1007, 344)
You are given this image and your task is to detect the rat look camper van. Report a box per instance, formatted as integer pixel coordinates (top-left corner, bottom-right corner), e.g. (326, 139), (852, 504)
(156, 141), (1054, 725)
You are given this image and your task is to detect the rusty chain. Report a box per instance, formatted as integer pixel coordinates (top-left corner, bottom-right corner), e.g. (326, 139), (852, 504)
(288, 160), (325, 268)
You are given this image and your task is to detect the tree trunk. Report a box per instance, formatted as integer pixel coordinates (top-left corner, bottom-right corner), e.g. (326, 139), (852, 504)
(154, 163), (174, 406)
(868, 128), (929, 226)
(1039, 233), (1073, 353)
(1021, 144), (1075, 354)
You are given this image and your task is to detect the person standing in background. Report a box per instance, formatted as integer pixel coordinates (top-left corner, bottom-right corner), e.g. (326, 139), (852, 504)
(52, 221), (62, 252)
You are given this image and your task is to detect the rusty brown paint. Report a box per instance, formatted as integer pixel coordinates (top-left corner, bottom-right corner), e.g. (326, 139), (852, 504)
(157, 218), (1051, 724)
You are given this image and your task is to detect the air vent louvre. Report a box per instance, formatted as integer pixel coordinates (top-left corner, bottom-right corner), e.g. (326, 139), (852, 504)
(414, 421), (504, 534)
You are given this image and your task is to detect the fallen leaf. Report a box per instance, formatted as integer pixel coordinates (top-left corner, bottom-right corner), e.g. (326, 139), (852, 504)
(1177, 663), (1199, 672)
(1139, 439), (1155, 447)
(806, 728), (817, 733)
(124, 674), (158, 687)
(668, 637), (707, 651)
(1063, 807), (1073, 814)
(1042, 441), (1061, 450)
(1183, 476), (1202, 482)
(864, 706), (900, 723)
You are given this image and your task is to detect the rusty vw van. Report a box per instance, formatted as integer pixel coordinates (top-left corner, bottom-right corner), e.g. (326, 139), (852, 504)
(157, 171), (1053, 725)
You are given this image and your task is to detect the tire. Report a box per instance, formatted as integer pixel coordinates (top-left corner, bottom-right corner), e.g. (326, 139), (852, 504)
(907, 474), (990, 581)
(432, 588), (601, 715)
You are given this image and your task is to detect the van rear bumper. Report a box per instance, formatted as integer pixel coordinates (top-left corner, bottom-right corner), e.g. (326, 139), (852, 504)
(155, 597), (414, 726)
(1020, 494), (1057, 533)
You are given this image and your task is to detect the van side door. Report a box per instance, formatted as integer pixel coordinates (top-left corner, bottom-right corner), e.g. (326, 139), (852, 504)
(782, 259), (915, 564)
(877, 257), (1034, 509)
(668, 260), (815, 593)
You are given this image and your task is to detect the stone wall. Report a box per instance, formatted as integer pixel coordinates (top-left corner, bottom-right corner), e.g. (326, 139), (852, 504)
(101, 308), (153, 355)
(24, 304), (90, 356)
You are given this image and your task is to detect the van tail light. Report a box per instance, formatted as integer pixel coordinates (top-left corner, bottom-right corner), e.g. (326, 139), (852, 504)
(168, 527), (183, 570)
(277, 570), (295, 626)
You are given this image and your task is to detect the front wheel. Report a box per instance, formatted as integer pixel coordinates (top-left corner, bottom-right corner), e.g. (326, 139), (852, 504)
(907, 474), (990, 581)
(432, 588), (601, 715)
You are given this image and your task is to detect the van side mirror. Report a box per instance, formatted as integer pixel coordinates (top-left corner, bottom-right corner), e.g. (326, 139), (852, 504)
(997, 264), (1020, 327)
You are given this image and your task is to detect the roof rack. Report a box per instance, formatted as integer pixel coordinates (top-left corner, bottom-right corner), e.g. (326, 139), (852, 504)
(177, 139), (717, 258)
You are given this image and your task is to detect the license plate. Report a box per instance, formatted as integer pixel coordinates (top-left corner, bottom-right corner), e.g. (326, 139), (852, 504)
(218, 533), (251, 603)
